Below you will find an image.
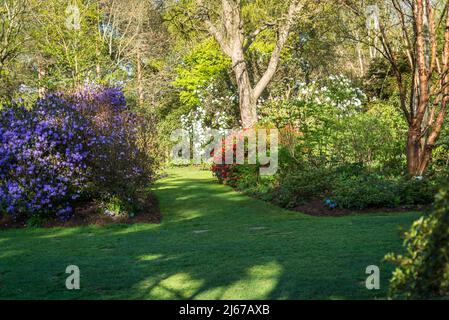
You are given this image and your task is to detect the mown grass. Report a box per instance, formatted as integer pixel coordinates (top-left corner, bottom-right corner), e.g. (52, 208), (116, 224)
(0, 167), (419, 299)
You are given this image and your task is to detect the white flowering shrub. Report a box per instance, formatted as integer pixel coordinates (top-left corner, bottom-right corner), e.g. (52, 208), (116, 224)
(319, 75), (366, 111)
(258, 75), (366, 127)
(197, 81), (239, 122)
(178, 105), (232, 165)
(176, 75), (239, 165)
(258, 75), (406, 168)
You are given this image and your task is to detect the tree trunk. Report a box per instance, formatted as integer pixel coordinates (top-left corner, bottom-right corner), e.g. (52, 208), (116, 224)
(406, 127), (434, 177)
(373, 0), (449, 177)
(238, 85), (257, 129)
(136, 49), (144, 107)
(233, 55), (257, 128)
(406, 128), (422, 176)
(37, 57), (46, 99)
(96, 44), (101, 78)
(197, 0), (302, 129)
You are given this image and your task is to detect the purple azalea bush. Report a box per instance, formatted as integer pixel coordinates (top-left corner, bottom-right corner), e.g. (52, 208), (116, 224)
(70, 85), (154, 204)
(0, 94), (95, 219)
(0, 85), (154, 221)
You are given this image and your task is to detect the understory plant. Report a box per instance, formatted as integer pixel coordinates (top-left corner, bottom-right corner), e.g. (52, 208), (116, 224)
(72, 85), (157, 209)
(212, 77), (438, 212)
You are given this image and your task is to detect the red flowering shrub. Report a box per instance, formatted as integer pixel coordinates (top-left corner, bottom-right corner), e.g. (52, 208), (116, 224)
(211, 129), (259, 188)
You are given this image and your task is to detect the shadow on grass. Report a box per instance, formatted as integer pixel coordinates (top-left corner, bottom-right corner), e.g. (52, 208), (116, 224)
(0, 168), (418, 300)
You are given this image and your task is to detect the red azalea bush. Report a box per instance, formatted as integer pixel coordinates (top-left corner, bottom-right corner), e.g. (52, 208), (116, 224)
(211, 129), (260, 188)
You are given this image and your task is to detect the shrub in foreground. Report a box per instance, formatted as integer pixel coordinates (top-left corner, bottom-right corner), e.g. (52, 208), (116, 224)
(386, 187), (449, 299)
(71, 85), (157, 207)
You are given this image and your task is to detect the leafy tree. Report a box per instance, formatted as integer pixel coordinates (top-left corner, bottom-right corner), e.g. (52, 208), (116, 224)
(31, 0), (101, 88)
(167, 0), (319, 128)
(0, 0), (37, 101)
(0, 0), (30, 74)
(348, 0), (449, 176)
(173, 38), (231, 108)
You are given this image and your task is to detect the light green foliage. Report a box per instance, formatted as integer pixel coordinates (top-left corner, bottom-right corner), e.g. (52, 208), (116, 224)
(433, 130), (449, 173)
(33, 0), (101, 88)
(259, 76), (366, 127)
(0, 0), (32, 102)
(387, 187), (449, 299)
(259, 76), (406, 167)
(101, 195), (137, 219)
(173, 38), (231, 108)
(331, 102), (407, 166)
(239, 77), (417, 211)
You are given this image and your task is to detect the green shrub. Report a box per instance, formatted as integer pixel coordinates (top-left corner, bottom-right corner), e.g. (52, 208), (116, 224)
(261, 164), (436, 211)
(399, 179), (436, 206)
(274, 167), (331, 208)
(386, 187), (449, 299)
(331, 173), (400, 210)
(330, 169), (436, 210)
(101, 195), (136, 218)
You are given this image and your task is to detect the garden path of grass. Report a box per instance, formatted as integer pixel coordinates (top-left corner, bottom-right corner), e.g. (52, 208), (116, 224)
(0, 167), (419, 299)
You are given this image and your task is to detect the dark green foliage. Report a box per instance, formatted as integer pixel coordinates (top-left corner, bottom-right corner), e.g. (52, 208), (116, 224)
(331, 172), (435, 210)
(274, 167), (331, 208)
(386, 187), (449, 299)
(222, 161), (438, 211)
(364, 57), (411, 101)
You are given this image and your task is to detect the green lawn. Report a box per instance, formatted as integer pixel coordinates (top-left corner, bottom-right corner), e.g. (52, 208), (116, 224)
(0, 167), (419, 300)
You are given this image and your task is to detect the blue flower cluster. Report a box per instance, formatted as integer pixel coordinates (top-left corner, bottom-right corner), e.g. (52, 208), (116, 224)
(324, 199), (338, 210)
(0, 85), (152, 220)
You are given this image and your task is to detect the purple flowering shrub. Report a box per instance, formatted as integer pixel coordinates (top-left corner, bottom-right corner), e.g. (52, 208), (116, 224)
(0, 95), (95, 219)
(0, 85), (156, 221)
(70, 86), (156, 207)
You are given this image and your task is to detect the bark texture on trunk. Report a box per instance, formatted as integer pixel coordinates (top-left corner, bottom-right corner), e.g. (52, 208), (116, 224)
(197, 0), (303, 128)
(381, 0), (449, 176)
(136, 49), (144, 108)
(37, 56), (47, 99)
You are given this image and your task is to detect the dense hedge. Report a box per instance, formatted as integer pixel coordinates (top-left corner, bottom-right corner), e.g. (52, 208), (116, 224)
(214, 162), (437, 211)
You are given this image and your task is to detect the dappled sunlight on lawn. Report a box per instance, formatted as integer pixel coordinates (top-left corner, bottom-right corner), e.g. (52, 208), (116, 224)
(34, 227), (87, 239)
(214, 262), (283, 300)
(0, 250), (26, 260)
(138, 273), (205, 300)
(0, 167), (420, 300)
(132, 261), (282, 300)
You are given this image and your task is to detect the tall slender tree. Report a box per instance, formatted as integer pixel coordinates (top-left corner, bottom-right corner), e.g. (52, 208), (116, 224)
(347, 0), (449, 176)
